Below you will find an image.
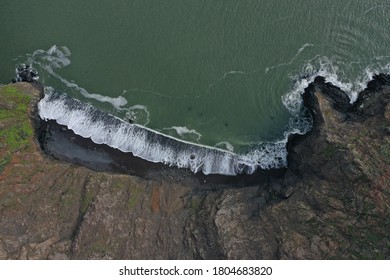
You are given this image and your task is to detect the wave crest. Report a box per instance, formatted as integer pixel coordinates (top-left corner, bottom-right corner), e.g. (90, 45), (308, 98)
(38, 87), (300, 175)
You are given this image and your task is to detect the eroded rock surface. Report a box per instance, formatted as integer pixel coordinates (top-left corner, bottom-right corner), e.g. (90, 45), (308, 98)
(0, 77), (389, 259)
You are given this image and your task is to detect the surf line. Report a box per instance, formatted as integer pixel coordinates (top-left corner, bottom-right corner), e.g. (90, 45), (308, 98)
(38, 87), (296, 176)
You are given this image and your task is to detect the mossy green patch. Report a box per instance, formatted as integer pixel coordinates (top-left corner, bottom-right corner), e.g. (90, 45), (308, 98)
(60, 186), (82, 220)
(324, 144), (337, 160)
(190, 196), (201, 209)
(90, 242), (112, 255)
(1, 121), (32, 151)
(3, 86), (18, 94)
(0, 156), (11, 173)
(0, 84), (33, 168)
(127, 186), (141, 209)
(190, 195), (204, 213)
(113, 181), (126, 190)
(380, 141), (390, 164)
(81, 189), (94, 215)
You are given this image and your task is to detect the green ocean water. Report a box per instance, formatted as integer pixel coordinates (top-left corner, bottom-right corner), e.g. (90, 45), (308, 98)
(1, 0), (390, 153)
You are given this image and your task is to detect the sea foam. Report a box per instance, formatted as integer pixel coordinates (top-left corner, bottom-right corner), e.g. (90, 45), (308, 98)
(38, 87), (301, 175)
(33, 45), (390, 175)
(27, 45), (127, 110)
(26, 45), (311, 175)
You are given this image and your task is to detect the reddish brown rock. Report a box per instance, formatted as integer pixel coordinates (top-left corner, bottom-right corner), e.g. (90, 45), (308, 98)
(0, 77), (389, 260)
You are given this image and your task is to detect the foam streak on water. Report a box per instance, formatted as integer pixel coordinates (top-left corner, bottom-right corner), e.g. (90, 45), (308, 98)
(29, 44), (390, 176)
(282, 56), (390, 113)
(38, 87), (298, 175)
(27, 45), (127, 110)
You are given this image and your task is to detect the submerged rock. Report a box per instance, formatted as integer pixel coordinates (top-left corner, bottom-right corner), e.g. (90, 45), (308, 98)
(0, 77), (389, 259)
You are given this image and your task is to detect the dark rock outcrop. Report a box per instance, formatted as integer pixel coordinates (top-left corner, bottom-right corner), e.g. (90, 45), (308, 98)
(12, 64), (39, 83)
(0, 76), (389, 259)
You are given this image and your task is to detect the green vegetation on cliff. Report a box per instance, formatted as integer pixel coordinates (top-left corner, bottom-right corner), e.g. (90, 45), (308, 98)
(0, 84), (33, 172)
(0, 80), (389, 260)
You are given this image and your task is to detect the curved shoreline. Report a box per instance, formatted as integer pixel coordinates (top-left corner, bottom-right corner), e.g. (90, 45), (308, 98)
(36, 73), (390, 181)
(1, 73), (389, 259)
(38, 86), (308, 176)
(39, 119), (285, 187)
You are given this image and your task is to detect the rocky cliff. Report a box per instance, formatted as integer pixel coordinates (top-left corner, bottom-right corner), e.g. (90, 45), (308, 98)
(0, 77), (389, 259)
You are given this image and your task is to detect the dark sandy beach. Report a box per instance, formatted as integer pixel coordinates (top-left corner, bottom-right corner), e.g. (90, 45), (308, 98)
(0, 76), (389, 259)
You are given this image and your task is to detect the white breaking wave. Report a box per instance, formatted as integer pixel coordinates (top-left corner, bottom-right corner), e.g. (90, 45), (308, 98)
(27, 45), (127, 110)
(32, 45), (389, 176)
(38, 87), (296, 175)
(282, 56), (390, 114)
(24, 44), (310, 175)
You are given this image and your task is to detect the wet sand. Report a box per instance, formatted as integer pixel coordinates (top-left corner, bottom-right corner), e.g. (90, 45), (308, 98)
(39, 120), (285, 188)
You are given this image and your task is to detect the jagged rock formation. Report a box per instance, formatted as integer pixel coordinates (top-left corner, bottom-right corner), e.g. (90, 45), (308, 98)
(0, 77), (389, 259)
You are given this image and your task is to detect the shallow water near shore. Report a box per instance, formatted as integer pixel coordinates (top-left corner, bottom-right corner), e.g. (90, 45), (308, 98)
(1, 0), (390, 174)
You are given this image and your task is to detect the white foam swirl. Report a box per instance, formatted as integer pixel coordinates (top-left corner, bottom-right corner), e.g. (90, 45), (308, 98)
(38, 87), (293, 175)
(162, 126), (202, 142)
(282, 57), (390, 114)
(28, 45), (127, 110)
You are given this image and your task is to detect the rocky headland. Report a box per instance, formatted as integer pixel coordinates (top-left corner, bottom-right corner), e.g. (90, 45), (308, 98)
(0, 75), (389, 259)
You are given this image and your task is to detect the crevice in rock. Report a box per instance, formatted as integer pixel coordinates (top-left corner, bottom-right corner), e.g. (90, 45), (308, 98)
(184, 192), (227, 259)
(68, 174), (91, 259)
(3, 71), (389, 259)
